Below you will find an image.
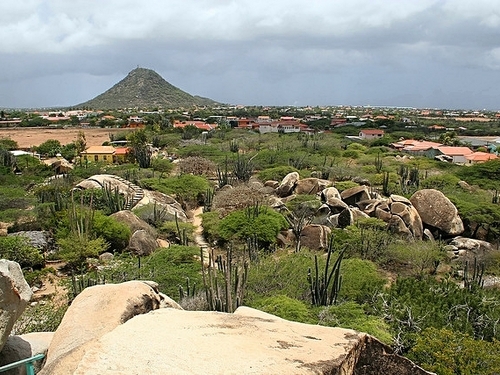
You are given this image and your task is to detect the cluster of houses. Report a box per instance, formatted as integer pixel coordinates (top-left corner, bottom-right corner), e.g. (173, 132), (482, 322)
(391, 139), (498, 165)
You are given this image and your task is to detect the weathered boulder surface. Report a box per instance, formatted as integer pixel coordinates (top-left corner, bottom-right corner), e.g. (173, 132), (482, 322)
(300, 224), (331, 250)
(61, 307), (432, 375)
(0, 260), (33, 353)
(276, 172), (300, 197)
(294, 178), (331, 195)
(410, 189), (464, 236)
(39, 281), (163, 375)
(128, 229), (158, 256)
(110, 210), (155, 236)
(449, 236), (493, 257)
(0, 332), (53, 375)
(340, 185), (372, 206)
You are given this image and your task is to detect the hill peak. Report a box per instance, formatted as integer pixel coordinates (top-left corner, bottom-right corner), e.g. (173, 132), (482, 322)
(77, 68), (218, 109)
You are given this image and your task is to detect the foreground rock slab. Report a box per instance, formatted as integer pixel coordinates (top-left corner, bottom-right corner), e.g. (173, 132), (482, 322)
(68, 307), (432, 375)
(0, 260), (33, 353)
(39, 280), (163, 375)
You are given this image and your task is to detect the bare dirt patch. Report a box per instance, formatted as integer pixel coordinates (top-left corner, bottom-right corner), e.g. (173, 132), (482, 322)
(0, 127), (134, 149)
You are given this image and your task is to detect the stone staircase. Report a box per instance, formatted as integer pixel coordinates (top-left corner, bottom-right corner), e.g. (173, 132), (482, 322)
(110, 176), (144, 210)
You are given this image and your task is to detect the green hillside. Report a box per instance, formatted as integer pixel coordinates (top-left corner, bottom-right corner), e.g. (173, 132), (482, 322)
(77, 67), (219, 109)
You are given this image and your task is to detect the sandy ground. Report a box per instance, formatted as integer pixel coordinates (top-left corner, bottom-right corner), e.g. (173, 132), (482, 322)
(0, 127), (134, 149)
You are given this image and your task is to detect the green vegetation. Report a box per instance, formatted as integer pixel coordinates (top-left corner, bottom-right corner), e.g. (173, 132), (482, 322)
(3, 107), (500, 374)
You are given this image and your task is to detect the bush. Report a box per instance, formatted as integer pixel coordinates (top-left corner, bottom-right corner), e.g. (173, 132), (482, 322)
(245, 250), (315, 303)
(318, 301), (392, 344)
(92, 211), (131, 252)
(0, 235), (44, 269)
(339, 258), (386, 303)
(141, 174), (210, 209)
(257, 166), (299, 182)
(408, 327), (500, 375)
(250, 295), (315, 323)
(218, 205), (288, 247)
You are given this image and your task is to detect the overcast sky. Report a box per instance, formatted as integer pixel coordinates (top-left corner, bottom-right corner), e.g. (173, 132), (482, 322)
(1, 0), (500, 110)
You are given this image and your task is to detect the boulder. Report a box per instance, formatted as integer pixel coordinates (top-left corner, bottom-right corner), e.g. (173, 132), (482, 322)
(7, 231), (49, 252)
(300, 224), (331, 250)
(410, 189), (464, 236)
(389, 194), (412, 205)
(110, 210), (156, 237)
(357, 199), (383, 216)
(137, 190), (188, 222)
(340, 185), (372, 206)
(294, 178), (331, 195)
(60, 307), (432, 374)
(324, 197), (348, 214)
(264, 180), (279, 189)
(337, 208), (370, 229)
(0, 260), (33, 353)
(276, 172), (299, 198)
(388, 215), (412, 238)
(128, 229), (158, 256)
(321, 187), (341, 203)
(0, 332), (53, 375)
(390, 202), (423, 239)
(40, 281), (163, 375)
(449, 236), (493, 255)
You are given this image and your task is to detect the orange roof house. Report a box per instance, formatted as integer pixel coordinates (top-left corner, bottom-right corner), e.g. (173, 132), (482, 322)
(359, 129), (384, 139)
(465, 152), (498, 164)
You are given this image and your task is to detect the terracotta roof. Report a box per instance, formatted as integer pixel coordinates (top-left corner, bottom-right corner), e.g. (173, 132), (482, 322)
(81, 146), (116, 154)
(465, 152), (498, 162)
(436, 146), (473, 156)
(360, 129), (384, 135)
(114, 147), (131, 155)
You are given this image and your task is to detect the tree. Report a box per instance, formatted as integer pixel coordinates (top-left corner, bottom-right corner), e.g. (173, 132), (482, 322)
(127, 129), (151, 168)
(35, 139), (62, 157)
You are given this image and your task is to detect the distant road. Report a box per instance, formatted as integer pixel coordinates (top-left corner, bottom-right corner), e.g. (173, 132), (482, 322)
(0, 127), (134, 149)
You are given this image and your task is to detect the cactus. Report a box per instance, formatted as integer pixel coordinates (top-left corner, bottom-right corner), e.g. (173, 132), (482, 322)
(233, 153), (255, 182)
(229, 139), (239, 153)
(463, 257), (485, 291)
(203, 188), (214, 213)
(307, 236), (344, 306)
(200, 246), (248, 313)
(382, 171), (391, 197)
(375, 152), (383, 173)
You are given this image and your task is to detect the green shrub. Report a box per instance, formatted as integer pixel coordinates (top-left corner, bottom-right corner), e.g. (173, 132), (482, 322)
(408, 327), (500, 375)
(339, 258), (386, 303)
(218, 205), (288, 247)
(141, 174), (210, 208)
(334, 181), (359, 191)
(318, 301), (392, 344)
(384, 240), (444, 276)
(250, 295), (315, 323)
(245, 250), (315, 303)
(342, 149), (360, 159)
(12, 300), (68, 335)
(92, 211), (131, 252)
(200, 211), (221, 244)
(257, 166), (299, 182)
(0, 235), (44, 269)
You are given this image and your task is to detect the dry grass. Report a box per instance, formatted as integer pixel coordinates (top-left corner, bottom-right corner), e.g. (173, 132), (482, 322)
(0, 127), (134, 149)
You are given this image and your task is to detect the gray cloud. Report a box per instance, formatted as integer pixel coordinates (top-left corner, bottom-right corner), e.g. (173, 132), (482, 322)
(1, 0), (500, 108)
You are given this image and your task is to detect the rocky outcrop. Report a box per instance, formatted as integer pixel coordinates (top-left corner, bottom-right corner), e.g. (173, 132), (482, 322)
(410, 189), (464, 236)
(0, 260), (33, 353)
(39, 281), (163, 375)
(0, 332), (53, 375)
(110, 210), (155, 236)
(340, 185), (372, 206)
(75, 174), (187, 221)
(44, 306), (432, 374)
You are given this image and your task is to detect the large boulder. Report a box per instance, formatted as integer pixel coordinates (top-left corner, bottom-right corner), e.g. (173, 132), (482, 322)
(0, 260), (32, 353)
(300, 224), (331, 250)
(58, 307), (432, 374)
(0, 332), (53, 375)
(135, 190), (188, 222)
(340, 185), (372, 206)
(294, 178), (331, 195)
(276, 172), (299, 198)
(39, 281), (163, 375)
(128, 229), (158, 256)
(410, 189), (464, 236)
(110, 210), (155, 237)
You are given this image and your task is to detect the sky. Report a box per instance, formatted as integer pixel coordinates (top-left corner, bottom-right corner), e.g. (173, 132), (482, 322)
(1, 0), (500, 110)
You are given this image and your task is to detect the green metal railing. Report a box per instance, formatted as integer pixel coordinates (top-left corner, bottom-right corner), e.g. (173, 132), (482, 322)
(0, 353), (44, 375)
